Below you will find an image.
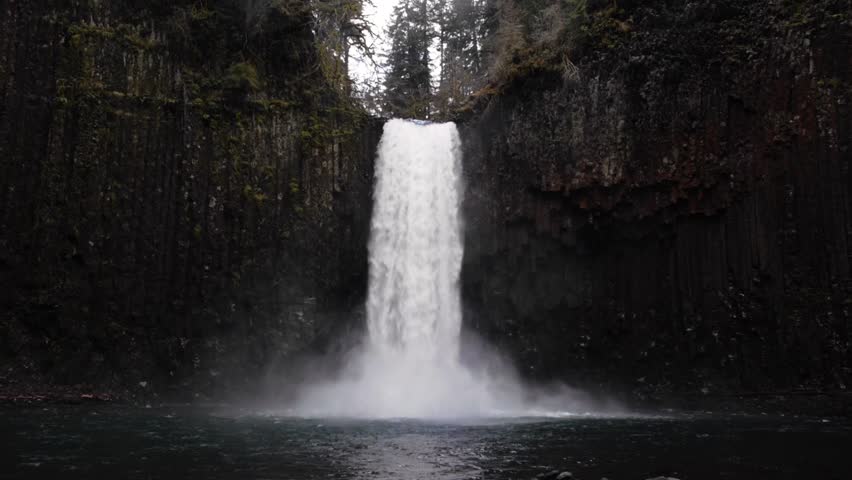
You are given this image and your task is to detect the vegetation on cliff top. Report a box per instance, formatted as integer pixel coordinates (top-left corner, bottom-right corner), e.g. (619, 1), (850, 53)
(372, 0), (634, 118)
(373, 0), (850, 118)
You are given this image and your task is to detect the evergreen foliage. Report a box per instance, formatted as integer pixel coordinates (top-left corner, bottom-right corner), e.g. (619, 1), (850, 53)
(382, 0), (435, 118)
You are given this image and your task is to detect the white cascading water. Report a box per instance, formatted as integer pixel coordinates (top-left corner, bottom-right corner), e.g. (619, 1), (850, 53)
(357, 119), (472, 417)
(291, 119), (602, 419)
(367, 119), (463, 360)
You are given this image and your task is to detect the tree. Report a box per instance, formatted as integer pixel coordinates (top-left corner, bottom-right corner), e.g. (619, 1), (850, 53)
(382, 0), (434, 118)
(434, 0), (486, 115)
(311, 0), (376, 95)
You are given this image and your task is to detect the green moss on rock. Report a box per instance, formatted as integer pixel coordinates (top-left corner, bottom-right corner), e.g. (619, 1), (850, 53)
(224, 62), (263, 92)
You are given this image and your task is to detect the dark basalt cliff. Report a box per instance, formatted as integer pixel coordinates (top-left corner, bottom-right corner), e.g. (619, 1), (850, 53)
(0, 1), (380, 399)
(459, 0), (851, 400)
(2, 0), (850, 407)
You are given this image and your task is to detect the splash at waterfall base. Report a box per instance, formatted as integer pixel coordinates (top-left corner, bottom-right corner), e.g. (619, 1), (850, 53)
(290, 332), (613, 419)
(291, 120), (610, 419)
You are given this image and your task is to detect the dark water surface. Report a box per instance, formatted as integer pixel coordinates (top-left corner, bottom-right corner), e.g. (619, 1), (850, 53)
(2, 406), (851, 479)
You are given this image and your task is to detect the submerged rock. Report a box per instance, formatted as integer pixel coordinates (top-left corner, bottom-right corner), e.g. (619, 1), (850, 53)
(534, 470), (573, 480)
(535, 470), (561, 479)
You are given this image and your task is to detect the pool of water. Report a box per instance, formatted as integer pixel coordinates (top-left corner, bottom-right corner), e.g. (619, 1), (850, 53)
(2, 406), (850, 479)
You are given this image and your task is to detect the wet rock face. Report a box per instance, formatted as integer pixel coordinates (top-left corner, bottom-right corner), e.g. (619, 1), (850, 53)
(0, 1), (380, 397)
(459, 0), (851, 397)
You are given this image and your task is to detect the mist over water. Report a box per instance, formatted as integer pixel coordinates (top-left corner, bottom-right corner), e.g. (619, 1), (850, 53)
(291, 119), (610, 419)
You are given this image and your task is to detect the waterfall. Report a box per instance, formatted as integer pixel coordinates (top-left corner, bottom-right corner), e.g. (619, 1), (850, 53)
(367, 119), (463, 359)
(290, 119), (596, 419)
(340, 118), (478, 418)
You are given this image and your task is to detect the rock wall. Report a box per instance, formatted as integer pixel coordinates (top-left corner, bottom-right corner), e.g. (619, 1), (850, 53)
(459, 0), (851, 399)
(0, 0), (380, 399)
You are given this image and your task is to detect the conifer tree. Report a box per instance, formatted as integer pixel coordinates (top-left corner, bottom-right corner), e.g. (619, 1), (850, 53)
(434, 0), (485, 114)
(383, 0), (434, 118)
